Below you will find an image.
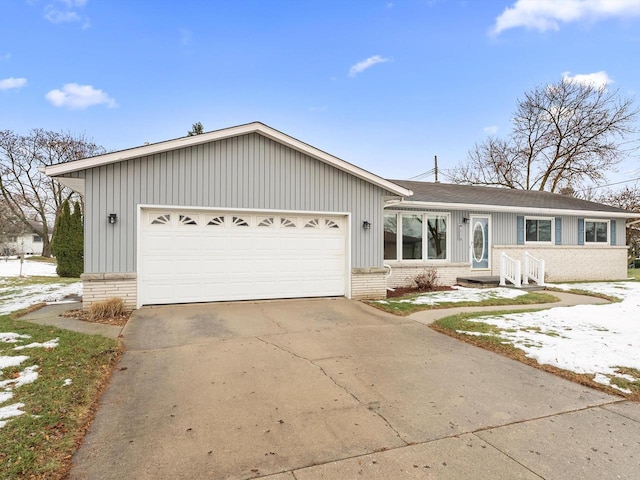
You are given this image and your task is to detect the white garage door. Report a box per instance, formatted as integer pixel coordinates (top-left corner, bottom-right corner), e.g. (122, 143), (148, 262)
(139, 209), (348, 305)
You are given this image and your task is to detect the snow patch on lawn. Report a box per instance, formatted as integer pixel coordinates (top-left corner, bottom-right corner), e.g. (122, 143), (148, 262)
(1, 330), (60, 428)
(378, 286), (527, 305)
(14, 338), (59, 351)
(458, 281), (640, 393)
(0, 259), (58, 277)
(0, 282), (82, 316)
(0, 402), (26, 428)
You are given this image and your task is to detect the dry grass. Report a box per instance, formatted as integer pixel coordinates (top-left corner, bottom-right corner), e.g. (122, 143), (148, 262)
(87, 297), (125, 321)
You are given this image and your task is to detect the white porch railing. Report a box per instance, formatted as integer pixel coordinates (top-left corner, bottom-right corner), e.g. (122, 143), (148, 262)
(523, 251), (545, 286)
(500, 252), (522, 288)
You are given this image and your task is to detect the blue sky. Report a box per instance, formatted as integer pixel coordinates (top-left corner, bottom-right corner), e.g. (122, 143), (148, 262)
(2, 0), (640, 190)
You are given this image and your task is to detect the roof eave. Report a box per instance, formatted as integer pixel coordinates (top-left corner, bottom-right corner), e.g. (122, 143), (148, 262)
(44, 122), (412, 198)
(389, 200), (635, 218)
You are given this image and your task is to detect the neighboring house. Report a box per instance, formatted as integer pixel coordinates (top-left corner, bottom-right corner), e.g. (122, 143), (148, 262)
(44, 122), (636, 309)
(0, 220), (47, 256)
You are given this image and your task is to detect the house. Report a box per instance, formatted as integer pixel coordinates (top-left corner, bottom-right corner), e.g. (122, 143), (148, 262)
(0, 220), (48, 256)
(44, 122), (635, 309)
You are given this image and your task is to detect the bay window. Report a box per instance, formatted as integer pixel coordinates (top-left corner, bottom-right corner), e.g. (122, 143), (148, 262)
(384, 212), (448, 261)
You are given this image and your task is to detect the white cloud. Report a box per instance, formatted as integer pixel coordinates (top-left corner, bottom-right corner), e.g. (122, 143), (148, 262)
(0, 53), (11, 62)
(57, 0), (88, 6)
(348, 55), (390, 77)
(483, 125), (499, 135)
(492, 0), (640, 35)
(0, 77), (27, 91)
(45, 83), (117, 109)
(45, 8), (81, 23)
(562, 70), (613, 88)
(43, 0), (89, 26)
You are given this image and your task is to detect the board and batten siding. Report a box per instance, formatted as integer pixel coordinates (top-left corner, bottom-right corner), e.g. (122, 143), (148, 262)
(73, 133), (390, 274)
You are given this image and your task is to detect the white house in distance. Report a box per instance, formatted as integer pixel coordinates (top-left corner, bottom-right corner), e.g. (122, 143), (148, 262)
(0, 220), (47, 256)
(44, 122), (636, 309)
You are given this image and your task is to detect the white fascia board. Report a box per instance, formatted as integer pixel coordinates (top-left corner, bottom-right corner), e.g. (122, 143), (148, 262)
(44, 122), (412, 198)
(390, 200), (635, 219)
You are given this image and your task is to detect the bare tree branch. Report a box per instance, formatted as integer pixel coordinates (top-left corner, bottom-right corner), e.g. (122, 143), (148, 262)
(446, 78), (639, 193)
(0, 130), (105, 257)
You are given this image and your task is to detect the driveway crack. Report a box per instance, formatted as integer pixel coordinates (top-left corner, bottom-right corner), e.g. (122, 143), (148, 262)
(472, 432), (545, 479)
(256, 336), (408, 446)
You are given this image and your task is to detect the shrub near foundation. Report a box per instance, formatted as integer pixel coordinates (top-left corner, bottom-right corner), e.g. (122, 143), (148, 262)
(87, 297), (125, 321)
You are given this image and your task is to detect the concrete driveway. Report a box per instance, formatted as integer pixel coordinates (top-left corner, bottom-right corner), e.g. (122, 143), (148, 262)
(71, 298), (640, 479)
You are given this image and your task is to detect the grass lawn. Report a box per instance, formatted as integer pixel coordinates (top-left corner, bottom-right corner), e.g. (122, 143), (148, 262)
(369, 291), (559, 316)
(628, 268), (640, 281)
(0, 313), (120, 478)
(432, 310), (640, 401)
(22, 257), (58, 265)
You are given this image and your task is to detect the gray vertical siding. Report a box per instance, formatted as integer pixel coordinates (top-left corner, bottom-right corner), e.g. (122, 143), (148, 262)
(386, 208), (628, 265)
(76, 133), (389, 273)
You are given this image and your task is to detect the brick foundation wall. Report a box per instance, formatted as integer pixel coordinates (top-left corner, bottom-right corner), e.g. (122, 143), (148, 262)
(492, 245), (628, 282)
(350, 268), (387, 299)
(386, 263), (475, 288)
(80, 273), (137, 309)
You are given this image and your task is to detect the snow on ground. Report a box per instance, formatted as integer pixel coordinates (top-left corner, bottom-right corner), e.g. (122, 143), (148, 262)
(377, 285), (527, 305)
(1, 332), (58, 428)
(459, 281), (640, 393)
(0, 258), (58, 277)
(0, 258), (78, 427)
(0, 259), (82, 316)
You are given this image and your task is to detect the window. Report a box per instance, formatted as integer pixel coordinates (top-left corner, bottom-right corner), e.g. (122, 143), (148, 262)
(525, 217), (552, 243)
(32, 235), (42, 243)
(383, 212), (449, 261)
(427, 215), (447, 259)
(383, 214), (397, 260)
(585, 220), (608, 243)
(402, 215), (422, 260)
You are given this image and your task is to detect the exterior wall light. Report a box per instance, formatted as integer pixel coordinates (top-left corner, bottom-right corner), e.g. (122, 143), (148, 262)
(463, 217), (469, 224)
(108, 213), (118, 225)
(362, 221), (371, 230)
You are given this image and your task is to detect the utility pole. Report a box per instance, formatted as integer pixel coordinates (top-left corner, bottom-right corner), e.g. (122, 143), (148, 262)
(434, 155), (439, 183)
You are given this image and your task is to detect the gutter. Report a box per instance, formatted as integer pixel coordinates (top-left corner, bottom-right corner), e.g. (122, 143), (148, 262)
(386, 200), (635, 219)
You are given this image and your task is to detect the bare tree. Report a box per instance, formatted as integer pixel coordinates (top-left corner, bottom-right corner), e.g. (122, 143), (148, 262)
(447, 78), (639, 192)
(598, 184), (640, 259)
(0, 129), (105, 257)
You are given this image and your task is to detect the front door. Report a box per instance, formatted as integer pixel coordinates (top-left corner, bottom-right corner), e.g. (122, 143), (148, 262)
(470, 215), (490, 269)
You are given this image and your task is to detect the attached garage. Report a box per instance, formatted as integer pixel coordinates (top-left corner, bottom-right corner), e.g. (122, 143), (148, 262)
(45, 122), (413, 308)
(139, 208), (349, 305)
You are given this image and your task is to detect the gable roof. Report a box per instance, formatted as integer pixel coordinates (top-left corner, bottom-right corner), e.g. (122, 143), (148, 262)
(389, 180), (635, 218)
(45, 122), (413, 198)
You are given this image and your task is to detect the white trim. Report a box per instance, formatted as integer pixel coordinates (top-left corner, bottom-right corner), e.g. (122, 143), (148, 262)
(136, 204), (351, 308)
(524, 216), (554, 245)
(392, 200), (633, 219)
(584, 218), (610, 245)
(470, 214), (491, 270)
(52, 177), (85, 195)
(45, 122), (412, 198)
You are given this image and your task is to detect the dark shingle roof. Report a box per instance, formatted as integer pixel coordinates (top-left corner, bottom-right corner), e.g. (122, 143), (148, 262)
(388, 180), (632, 215)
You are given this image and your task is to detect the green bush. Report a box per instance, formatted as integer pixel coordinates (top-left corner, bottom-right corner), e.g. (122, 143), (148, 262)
(53, 200), (84, 278)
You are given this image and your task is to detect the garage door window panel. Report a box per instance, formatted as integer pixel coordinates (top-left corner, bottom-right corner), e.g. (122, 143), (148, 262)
(207, 216), (225, 226)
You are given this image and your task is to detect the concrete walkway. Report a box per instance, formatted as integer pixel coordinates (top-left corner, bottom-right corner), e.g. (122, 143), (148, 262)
(19, 302), (123, 339)
(69, 296), (640, 480)
(408, 290), (610, 325)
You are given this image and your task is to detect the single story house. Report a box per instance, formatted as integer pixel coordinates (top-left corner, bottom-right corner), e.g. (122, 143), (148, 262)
(44, 122), (635, 309)
(0, 220), (48, 256)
